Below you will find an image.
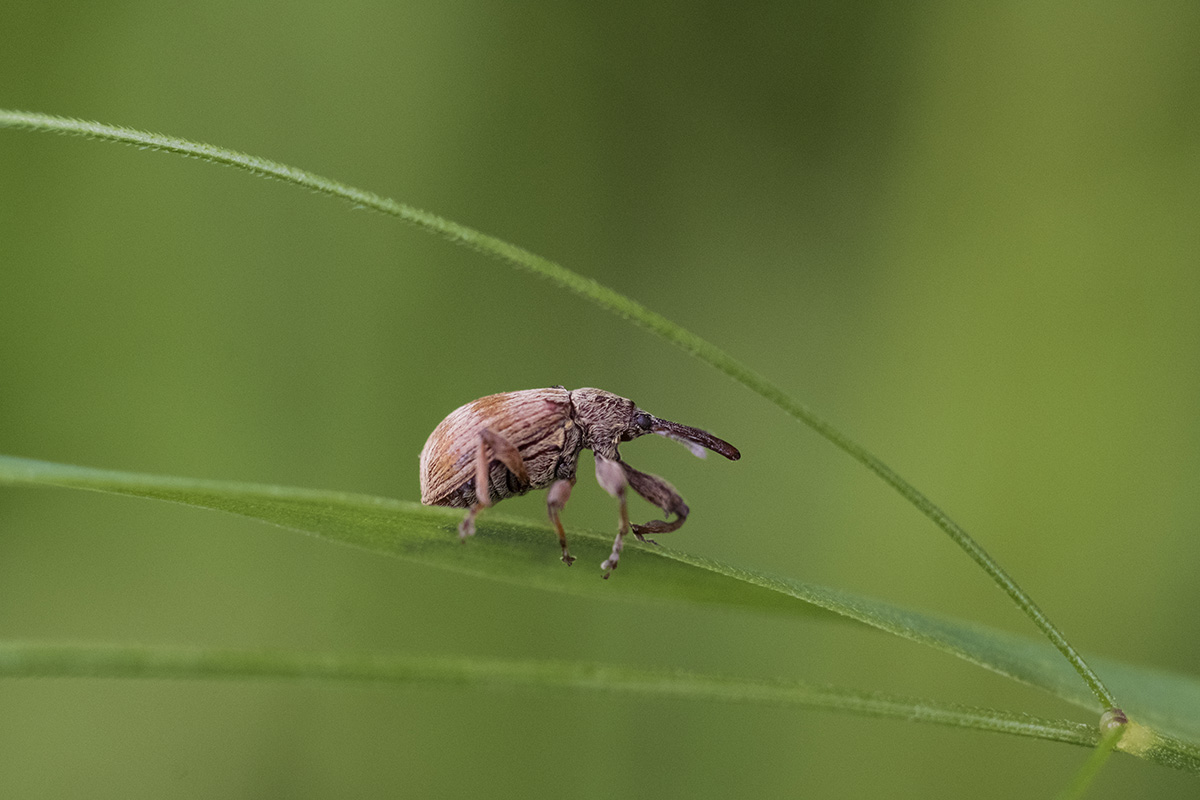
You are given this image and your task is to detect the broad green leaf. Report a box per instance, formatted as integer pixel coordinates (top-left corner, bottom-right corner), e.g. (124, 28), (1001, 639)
(2, 453), (1198, 771)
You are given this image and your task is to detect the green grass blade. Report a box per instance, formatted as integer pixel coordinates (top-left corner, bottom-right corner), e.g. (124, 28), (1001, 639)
(0, 454), (829, 616)
(0, 108), (1117, 709)
(1, 454), (1195, 768)
(0, 641), (1116, 757)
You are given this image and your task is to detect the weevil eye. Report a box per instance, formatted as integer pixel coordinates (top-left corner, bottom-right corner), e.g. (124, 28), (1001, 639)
(634, 412), (653, 431)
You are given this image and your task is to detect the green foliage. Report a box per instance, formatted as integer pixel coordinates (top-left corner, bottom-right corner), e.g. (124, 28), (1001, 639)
(2, 453), (1199, 775)
(3, 101), (1198, 798)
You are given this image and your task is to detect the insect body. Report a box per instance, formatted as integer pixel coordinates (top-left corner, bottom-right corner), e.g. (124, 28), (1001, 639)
(419, 387), (740, 577)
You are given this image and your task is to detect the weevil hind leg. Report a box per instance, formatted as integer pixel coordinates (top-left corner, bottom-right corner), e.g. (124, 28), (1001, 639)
(594, 457), (631, 578)
(546, 478), (576, 565)
(459, 428), (531, 541)
(479, 428), (530, 488)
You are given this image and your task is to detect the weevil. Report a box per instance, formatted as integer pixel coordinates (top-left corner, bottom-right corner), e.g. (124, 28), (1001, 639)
(419, 387), (740, 578)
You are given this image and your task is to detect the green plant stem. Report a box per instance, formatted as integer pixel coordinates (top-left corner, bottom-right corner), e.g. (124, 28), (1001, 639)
(0, 108), (1116, 710)
(1055, 721), (1126, 800)
(0, 641), (1097, 748)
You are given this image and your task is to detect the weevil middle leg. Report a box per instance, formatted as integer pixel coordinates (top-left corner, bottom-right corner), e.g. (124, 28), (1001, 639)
(458, 428), (530, 540)
(594, 456), (631, 578)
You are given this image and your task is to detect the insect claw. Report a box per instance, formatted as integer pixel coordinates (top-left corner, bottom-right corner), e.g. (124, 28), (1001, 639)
(631, 524), (659, 546)
(601, 556), (618, 578)
(458, 509), (478, 540)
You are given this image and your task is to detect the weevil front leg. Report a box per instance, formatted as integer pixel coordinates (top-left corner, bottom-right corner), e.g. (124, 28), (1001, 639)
(620, 462), (689, 544)
(458, 428), (530, 540)
(546, 478), (577, 565)
(594, 456), (631, 578)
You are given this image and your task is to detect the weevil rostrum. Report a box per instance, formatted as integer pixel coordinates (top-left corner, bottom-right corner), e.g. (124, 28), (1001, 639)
(419, 387), (740, 578)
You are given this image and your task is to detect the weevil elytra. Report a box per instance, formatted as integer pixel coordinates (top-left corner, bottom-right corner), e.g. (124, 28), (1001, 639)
(419, 387), (740, 578)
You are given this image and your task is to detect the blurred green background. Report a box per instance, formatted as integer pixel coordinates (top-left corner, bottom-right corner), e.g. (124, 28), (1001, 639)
(3, 2), (1199, 797)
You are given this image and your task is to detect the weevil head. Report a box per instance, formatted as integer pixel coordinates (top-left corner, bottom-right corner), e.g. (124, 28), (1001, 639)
(569, 388), (644, 457)
(568, 388), (741, 461)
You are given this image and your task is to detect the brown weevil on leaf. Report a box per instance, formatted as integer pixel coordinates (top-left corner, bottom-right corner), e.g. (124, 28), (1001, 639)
(419, 387), (740, 578)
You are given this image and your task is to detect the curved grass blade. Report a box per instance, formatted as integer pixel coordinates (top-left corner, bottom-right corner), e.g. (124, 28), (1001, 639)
(0, 109), (1116, 709)
(1, 454), (1196, 766)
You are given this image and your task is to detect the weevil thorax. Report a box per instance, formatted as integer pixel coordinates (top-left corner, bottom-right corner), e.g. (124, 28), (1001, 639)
(568, 388), (653, 460)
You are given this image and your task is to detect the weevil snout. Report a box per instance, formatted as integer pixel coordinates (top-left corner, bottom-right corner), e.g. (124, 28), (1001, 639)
(648, 417), (741, 461)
